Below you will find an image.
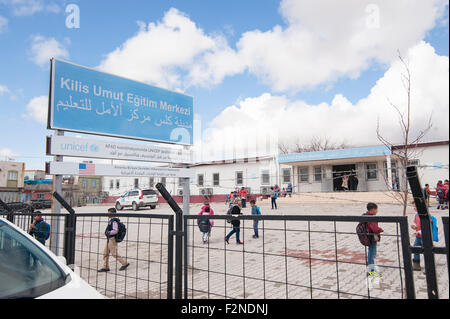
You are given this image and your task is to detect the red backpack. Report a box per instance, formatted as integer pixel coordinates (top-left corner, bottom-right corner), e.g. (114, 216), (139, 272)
(356, 222), (373, 246)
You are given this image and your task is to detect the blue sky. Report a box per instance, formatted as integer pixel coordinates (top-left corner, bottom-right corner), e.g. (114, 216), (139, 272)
(0, 0), (448, 169)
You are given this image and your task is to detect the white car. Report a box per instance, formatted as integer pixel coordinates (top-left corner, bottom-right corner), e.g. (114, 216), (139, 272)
(115, 189), (159, 211)
(0, 217), (105, 299)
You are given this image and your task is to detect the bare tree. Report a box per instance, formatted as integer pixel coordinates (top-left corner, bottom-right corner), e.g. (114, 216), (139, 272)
(377, 51), (433, 216)
(278, 136), (350, 154)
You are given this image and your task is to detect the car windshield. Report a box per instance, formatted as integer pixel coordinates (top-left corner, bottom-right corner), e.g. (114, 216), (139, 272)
(0, 220), (66, 298)
(142, 189), (156, 195)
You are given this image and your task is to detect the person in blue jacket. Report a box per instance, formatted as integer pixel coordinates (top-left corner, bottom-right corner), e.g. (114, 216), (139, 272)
(29, 212), (50, 245)
(250, 200), (261, 238)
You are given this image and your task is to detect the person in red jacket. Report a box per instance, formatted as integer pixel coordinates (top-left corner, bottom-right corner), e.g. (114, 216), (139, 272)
(364, 202), (384, 276)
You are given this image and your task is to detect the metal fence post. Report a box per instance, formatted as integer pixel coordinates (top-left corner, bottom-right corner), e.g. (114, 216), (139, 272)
(442, 216), (449, 282)
(167, 215), (174, 299)
(156, 182), (184, 299)
(63, 213), (76, 265)
(0, 199), (14, 223)
(399, 218), (416, 299)
(52, 192), (76, 264)
(406, 166), (439, 299)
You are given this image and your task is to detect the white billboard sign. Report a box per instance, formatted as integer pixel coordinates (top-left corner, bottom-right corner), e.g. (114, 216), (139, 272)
(47, 135), (192, 164)
(46, 161), (194, 178)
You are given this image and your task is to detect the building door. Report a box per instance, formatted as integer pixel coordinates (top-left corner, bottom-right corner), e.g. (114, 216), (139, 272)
(332, 164), (356, 191)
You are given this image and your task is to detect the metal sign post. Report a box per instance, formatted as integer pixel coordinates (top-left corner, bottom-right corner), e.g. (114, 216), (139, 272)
(50, 130), (63, 255)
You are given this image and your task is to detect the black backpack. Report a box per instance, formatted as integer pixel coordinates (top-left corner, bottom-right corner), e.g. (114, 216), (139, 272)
(198, 218), (211, 233)
(356, 222), (373, 246)
(111, 218), (127, 243)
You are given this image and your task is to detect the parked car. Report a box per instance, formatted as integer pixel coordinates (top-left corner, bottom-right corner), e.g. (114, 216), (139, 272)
(0, 217), (105, 299)
(115, 189), (158, 211)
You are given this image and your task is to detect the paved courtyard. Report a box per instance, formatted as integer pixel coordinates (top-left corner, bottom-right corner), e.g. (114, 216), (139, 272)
(40, 192), (448, 299)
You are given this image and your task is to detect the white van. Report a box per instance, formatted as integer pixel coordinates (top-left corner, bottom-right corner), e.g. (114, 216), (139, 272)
(115, 189), (159, 211)
(0, 217), (105, 299)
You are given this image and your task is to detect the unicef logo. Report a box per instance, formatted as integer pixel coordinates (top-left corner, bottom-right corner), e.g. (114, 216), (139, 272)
(89, 144), (100, 152)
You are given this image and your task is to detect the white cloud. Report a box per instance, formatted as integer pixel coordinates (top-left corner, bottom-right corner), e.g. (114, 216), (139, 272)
(0, 15), (8, 32)
(29, 34), (69, 67)
(98, 8), (243, 90)
(0, 0), (61, 16)
(0, 84), (9, 95)
(23, 95), (48, 124)
(234, 0), (448, 92)
(99, 1), (447, 93)
(194, 42), (449, 161)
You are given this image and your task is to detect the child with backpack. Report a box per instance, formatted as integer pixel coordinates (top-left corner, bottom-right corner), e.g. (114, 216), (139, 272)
(250, 200), (261, 238)
(436, 181), (445, 210)
(410, 201), (439, 271)
(29, 212), (50, 245)
(225, 204), (243, 244)
(98, 208), (129, 272)
(198, 206), (214, 244)
(356, 203), (384, 276)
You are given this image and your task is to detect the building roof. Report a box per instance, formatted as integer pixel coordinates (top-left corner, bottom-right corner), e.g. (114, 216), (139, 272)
(278, 145), (391, 164)
(391, 140), (449, 150)
(189, 155), (275, 167)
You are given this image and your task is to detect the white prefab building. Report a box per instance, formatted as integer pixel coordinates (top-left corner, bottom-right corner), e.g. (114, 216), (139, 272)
(392, 141), (449, 187)
(101, 141), (448, 197)
(188, 156), (291, 197)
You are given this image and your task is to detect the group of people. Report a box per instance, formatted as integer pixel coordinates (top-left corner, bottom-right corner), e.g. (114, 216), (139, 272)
(226, 187), (248, 208)
(423, 179), (449, 210)
(339, 174), (359, 191)
(198, 199), (263, 245)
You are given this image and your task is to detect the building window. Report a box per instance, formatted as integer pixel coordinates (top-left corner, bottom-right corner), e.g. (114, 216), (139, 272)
(109, 180), (114, 190)
(213, 173), (220, 186)
(37, 193), (45, 200)
(298, 167), (309, 183)
(91, 179), (97, 188)
(116, 179), (120, 189)
(7, 171), (18, 181)
(134, 178), (139, 189)
(261, 170), (270, 185)
(236, 171), (243, 185)
(366, 163), (378, 180)
(160, 177), (166, 186)
(197, 174), (204, 187)
(149, 178), (154, 188)
(282, 168), (291, 183)
(81, 179), (88, 188)
(314, 167), (322, 182)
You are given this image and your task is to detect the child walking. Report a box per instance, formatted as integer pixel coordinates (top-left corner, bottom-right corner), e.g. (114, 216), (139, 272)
(250, 200), (261, 238)
(225, 205), (243, 244)
(198, 206), (213, 244)
(364, 203), (384, 276)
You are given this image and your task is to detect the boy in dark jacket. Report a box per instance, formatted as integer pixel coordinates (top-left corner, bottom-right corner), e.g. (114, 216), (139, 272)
(225, 205), (243, 244)
(98, 208), (129, 272)
(29, 212), (50, 245)
(364, 203), (384, 276)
